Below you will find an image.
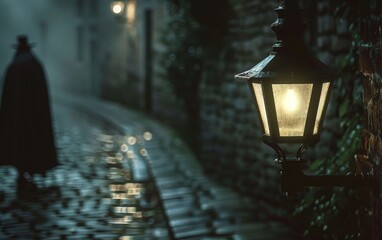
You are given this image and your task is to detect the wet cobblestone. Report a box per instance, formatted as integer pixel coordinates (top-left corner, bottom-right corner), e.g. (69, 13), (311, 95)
(0, 103), (169, 239)
(1, 94), (296, 239)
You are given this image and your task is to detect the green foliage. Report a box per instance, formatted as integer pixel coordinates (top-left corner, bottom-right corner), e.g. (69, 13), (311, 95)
(294, 115), (364, 239)
(160, 0), (203, 101)
(293, 1), (369, 239)
(160, 0), (232, 101)
(159, 0), (232, 151)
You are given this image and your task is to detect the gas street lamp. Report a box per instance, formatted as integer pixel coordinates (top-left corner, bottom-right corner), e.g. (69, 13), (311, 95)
(111, 0), (125, 16)
(110, 0), (136, 24)
(235, 0), (371, 194)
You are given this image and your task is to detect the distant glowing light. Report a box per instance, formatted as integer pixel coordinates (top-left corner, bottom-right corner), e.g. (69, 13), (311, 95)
(284, 88), (299, 112)
(112, 4), (123, 14)
(140, 149), (148, 157)
(127, 136), (136, 145)
(121, 144), (128, 152)
(127, 150), (134, 159)
(143, 132), (152, 141)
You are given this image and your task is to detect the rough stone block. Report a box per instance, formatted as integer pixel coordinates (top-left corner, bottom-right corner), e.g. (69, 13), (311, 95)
(318, 15), (335, 34)
(317, 1), (330, 13)
(317, 36), (330, 49)
(331, 36), (351, 53)
(336, 18), (349, 35)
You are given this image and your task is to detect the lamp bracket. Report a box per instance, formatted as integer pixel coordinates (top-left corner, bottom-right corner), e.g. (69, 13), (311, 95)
(296, 143), (308, 160)
(263, 139), (286, 163)
(280, 159), (373, 195)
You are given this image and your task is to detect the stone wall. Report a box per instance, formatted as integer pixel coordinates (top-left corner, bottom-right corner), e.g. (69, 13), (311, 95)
(305, 0), (353, 159)
(199, 0), (286, 217)
(359, 0), (382, 238)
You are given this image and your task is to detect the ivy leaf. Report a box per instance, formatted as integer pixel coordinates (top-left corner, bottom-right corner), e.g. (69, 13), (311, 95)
(339, 99), (350, 118)
(310, 159), (323, 172)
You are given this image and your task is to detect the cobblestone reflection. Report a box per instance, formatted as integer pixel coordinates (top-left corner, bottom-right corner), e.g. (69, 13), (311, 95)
(0, 103), (169, 239)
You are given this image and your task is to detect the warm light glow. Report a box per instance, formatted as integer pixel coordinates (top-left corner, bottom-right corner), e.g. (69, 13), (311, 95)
(112, 193), (131, 199)
(113, 5), (122, 14)
(126, 183), (141, 189)
(111, 1), (125, 15)
(127, 150), (134, 158)
(314, 82), (330, 134)
(114, 207), (136, 214)
(120, 144), (128, 152)
(126, 0), (136, 23)
(140, 148), (148, 157)
(284, 88), (299, 112)
(120, 237), (133, 240)
(133, 212), (142, 218)
(127, 136), (136, 145)
(106, 157), (120, 164)
(143, 132), (152, 141)
(272, 84), (313, 136)
(252, 83), (270, 135)
(109, 184), (126, 191)
(109, 216), (132, 224)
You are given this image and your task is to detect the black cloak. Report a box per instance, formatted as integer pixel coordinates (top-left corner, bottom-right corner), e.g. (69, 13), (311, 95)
(0, 36), (58, 174)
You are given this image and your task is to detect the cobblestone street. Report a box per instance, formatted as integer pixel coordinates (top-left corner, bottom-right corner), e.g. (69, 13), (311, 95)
(0, 101), (170, 239)
(0, 94), (294, 240)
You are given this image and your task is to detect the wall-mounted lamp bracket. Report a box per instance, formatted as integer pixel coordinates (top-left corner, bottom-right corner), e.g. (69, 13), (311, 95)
(280, 159), (373, 195)
(262, 141), (372, 195)
(263, 139), (286, 164)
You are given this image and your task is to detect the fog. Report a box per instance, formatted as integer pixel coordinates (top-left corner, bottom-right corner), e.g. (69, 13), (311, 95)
(0, 1), (68, 92)
(0, 0), (123, 97)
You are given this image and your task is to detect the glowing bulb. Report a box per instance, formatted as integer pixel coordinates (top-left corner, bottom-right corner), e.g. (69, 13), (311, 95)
(284, 88), (298, 112)
(112, 4), (123, 14)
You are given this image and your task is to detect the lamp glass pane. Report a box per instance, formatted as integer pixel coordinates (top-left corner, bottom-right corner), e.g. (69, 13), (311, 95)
(272, 84), (313, 136)
(313, 82), (330, 134)
(252, 83), (270, 135)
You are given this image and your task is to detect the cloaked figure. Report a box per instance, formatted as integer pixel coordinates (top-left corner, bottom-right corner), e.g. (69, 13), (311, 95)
(0, 35), (58, 189)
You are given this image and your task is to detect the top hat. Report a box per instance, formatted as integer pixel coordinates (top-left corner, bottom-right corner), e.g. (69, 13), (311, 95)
(12, 35), (35, 49)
